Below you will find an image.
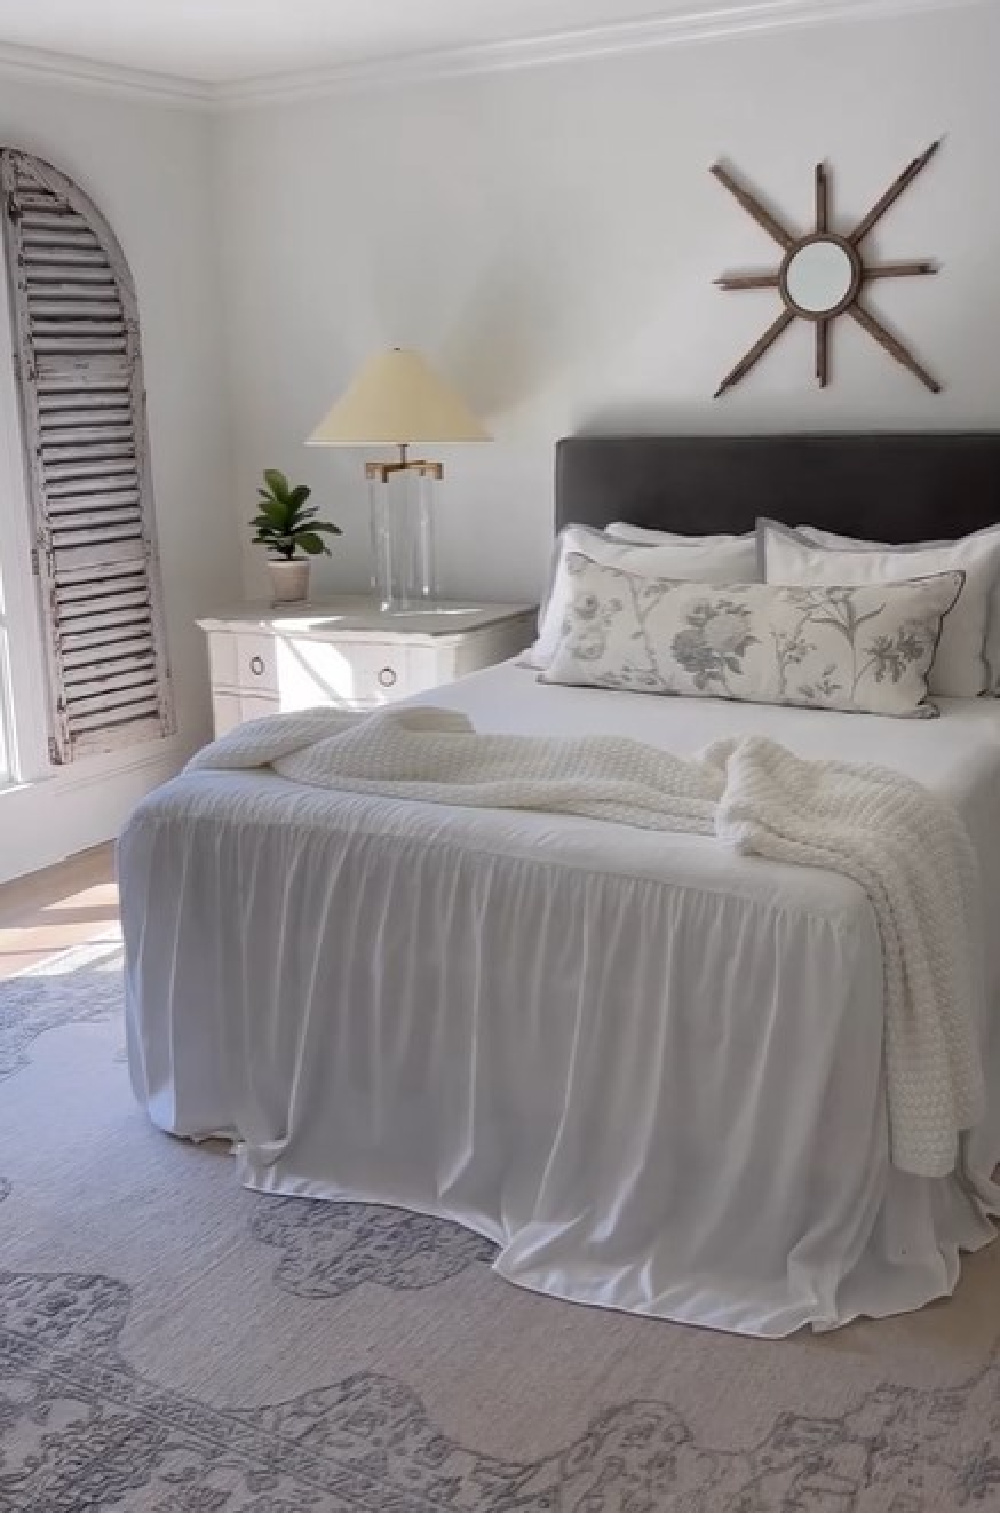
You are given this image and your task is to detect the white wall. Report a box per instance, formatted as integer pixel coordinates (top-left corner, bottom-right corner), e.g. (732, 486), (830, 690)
(0, 79), (240, 883)
(216, 1), (1000, 606)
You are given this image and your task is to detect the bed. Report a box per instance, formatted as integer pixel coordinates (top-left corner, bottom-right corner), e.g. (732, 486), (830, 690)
(122, 431), (1000, 1337)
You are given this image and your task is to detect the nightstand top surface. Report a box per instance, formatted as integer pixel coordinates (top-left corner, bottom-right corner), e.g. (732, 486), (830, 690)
(198, 595), (536, 641)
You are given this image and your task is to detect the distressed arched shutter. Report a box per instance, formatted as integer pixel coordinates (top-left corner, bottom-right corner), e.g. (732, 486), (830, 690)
(0, 148), (173, 763)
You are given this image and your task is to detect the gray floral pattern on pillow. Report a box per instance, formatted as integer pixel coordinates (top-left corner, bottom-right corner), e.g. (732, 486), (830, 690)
(671, 599), (758, 694)
(544, 554), (965, 718)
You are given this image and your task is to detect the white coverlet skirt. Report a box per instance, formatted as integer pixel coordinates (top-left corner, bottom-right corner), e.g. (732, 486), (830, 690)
(121, 665), (1000, 1336)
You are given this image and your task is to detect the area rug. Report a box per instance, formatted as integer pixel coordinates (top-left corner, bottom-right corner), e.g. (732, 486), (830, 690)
(3, 945), (1000, 1512)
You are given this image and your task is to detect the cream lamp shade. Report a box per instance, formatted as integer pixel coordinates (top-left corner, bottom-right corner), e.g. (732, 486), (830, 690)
(307, 347), (490, 446)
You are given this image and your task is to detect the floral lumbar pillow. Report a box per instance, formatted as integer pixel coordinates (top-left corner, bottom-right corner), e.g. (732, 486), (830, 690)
(541, 553), (966, 717)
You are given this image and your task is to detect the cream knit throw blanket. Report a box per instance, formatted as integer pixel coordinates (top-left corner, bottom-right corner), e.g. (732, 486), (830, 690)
(187, 705), (984, 1178)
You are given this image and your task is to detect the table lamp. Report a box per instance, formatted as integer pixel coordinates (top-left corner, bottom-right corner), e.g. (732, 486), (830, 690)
(307, 347), (490, 611)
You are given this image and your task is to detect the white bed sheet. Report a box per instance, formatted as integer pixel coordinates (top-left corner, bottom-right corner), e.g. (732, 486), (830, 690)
(121, 663), (1000, 1335)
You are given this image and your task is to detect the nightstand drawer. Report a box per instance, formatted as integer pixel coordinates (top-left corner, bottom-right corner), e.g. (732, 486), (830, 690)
(213, 690), (279, 736)
(405, 642), (455, 695)
(208, 631), (237, 689)
(211, 691), (242, 737)
(276, 636), (411, 709)
(240, 692), (279, 723)
(350, 643), (409, 704)
(236, 632), (279, 696)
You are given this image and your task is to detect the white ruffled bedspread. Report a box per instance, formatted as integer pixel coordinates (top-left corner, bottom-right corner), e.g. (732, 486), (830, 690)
(188, 704), (984, 1179)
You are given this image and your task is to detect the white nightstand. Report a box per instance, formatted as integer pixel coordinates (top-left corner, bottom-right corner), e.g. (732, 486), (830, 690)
(198, 597), (537, 738)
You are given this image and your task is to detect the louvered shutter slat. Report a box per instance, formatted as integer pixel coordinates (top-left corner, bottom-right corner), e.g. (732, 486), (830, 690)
(22, 236), (103, 257)
(30, 300), (124, 319)
(42, 438), (135, 461)
(70, 696), (162, 733)
(62, 634), (155, 670)
(38, 397), (130, 418)
(66, 683), (160, 720)
(34, 337), (128, 357)
(42, 425), (135, 448)
(48, 491), (136, 514)
(63, 597), (150, 628)
(37, 371), (126, 388)
(18, 209), (85, 229)
(50, 494), (142, 521)
(51, 518), (143, 546)
(21, 212), (98, 230)
(1, 148), (174, 762)
(46, 472), (135, 496)
(39, 407), (134, 428)
(62, 628), (154, 664)
(23, 246), (109, 268)
(48, 493), (139, 523)
(64, 656), (155, 691)
(59, 589), (149, 621)
(27, 267), (116, 287)
(31, 282), (119, 297)
(74, 717), (163, 752)
(44, 457), (136, 483)
(36, 362), (129, 385)
(56, 540), (148, 573)
(66, 656), (155, 691)
(54, 558), (146, 587)
(57, 585), (144, 614)
(20, 211), (99, 233)
(13, 189), (75, 210)
(33, 317), (125, 337)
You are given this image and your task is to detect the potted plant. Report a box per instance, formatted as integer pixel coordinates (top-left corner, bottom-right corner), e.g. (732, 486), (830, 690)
(251, 468), (342, 604)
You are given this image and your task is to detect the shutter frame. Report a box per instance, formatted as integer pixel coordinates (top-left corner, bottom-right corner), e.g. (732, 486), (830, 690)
(1, 148), (174, 763)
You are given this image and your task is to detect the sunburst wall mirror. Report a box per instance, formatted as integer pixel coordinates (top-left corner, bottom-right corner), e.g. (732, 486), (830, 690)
(711, 140), (942, 397)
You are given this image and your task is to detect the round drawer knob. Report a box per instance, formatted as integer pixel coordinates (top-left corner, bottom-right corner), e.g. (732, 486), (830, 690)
(378, 665), (398, 688)
(249, 655), (265, 676)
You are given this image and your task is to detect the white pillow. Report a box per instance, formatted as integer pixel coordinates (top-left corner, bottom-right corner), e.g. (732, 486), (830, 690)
(795, 525), (883, 549)
(760, 518), (1000, 697)
(606, 522), (756, 551)
(541, 551), (964, 718)
(526, 524), (760, 670)
(793, 522), (1000, 695)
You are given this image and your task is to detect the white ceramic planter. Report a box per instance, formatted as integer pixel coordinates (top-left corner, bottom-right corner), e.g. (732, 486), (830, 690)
(267, 558), (310, 604)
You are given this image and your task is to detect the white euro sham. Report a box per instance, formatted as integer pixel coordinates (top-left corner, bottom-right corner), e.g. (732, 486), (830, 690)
(606, 521), (757, 553)
(792, 520), (1000, 695)
(761, 517), (1000, 697)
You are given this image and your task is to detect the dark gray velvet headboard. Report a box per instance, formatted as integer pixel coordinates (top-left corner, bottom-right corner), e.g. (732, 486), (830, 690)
(555, 433), (1000, 543)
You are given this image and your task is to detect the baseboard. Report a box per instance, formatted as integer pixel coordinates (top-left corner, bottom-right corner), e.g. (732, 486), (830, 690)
(0, 740), (184, 885)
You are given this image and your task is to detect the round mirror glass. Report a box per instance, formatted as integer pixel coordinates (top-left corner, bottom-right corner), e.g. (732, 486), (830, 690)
(784, 239), (855, 315)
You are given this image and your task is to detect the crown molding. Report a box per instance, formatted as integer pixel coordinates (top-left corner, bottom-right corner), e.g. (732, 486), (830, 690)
(0, 39), (212, 108)
(215, 0), (986, 109)
(0, 0), (985, 114)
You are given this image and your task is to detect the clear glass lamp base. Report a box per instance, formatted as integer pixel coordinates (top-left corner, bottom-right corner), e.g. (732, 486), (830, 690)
(369, 470), (438, 612)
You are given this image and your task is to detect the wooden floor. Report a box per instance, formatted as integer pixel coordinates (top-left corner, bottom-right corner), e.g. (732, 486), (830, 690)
(0, 843), (119, 979)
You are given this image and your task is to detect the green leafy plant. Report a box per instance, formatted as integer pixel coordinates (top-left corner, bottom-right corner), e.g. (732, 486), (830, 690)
(251, 469), (342, 560)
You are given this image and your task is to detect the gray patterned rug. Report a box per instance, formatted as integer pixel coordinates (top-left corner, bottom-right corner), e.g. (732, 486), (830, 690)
(3, 944), (1000, 1511)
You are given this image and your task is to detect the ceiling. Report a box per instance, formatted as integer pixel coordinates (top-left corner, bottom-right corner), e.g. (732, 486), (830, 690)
(0, 0), (827, 85)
